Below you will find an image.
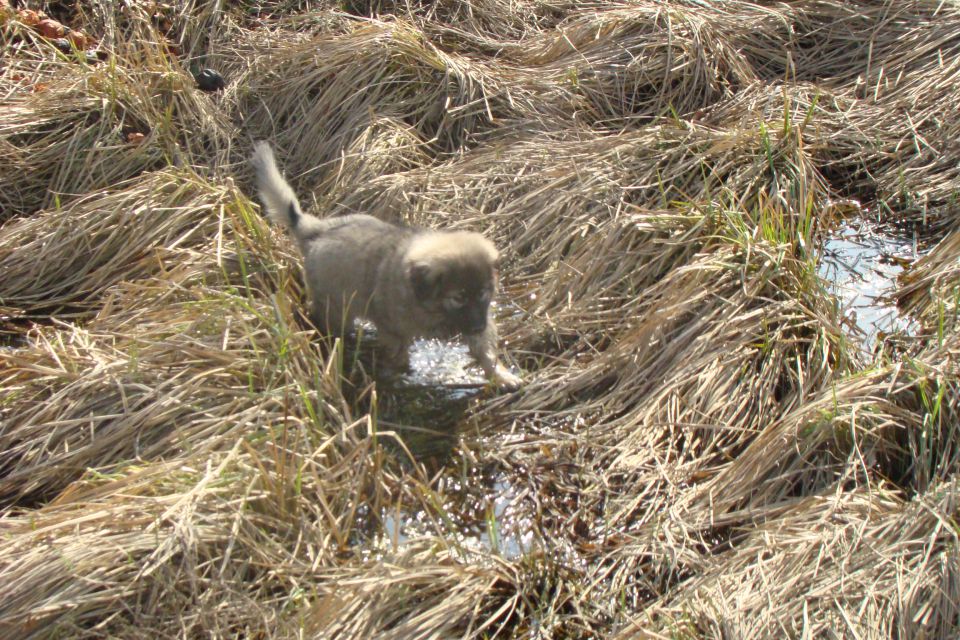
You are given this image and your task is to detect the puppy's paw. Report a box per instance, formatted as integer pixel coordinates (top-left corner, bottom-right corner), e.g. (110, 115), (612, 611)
(491, 364), (522, 391)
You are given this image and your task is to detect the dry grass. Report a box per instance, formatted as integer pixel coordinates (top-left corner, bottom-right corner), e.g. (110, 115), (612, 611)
(2, 0), (960, 638)
(895, 230), (960, 337)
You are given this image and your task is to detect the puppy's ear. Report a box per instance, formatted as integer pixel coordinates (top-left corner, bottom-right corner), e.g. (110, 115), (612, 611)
(409, 262), (438, 301)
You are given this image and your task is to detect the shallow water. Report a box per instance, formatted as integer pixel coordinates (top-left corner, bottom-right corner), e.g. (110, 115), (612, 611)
(406, 338), (489, 386)
(0, 331), (26, 350)
(360, 337), (534, 558)
(368, 336), (491, 461)
(819, 217), (919, 348)
(350, 322), (492, 387)
(379, 475), (535, 559)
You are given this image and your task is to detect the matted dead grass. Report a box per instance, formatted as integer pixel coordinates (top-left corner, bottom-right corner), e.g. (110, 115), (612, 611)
(895, 230), (960, 338)
(2, 1), (960, 638)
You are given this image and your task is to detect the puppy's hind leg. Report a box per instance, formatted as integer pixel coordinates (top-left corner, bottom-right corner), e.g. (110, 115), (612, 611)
(465, 323), (521, 391)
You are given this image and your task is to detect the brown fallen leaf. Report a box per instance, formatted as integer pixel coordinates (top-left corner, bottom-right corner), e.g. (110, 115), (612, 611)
(17, 9), (42, 27)
(66, 29), (89, 48)
(37, 18), (67, 38)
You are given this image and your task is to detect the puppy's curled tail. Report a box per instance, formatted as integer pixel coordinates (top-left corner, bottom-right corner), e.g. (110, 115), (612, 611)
(250, 141), (303, 230)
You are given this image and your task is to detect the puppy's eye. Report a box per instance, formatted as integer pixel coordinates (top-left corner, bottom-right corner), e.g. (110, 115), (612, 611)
(447, 294), (466, 308)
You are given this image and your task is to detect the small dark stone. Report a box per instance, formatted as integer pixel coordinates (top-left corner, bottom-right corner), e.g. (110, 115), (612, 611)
(195, 68), (226, 92)
(51, 38), (72, 54)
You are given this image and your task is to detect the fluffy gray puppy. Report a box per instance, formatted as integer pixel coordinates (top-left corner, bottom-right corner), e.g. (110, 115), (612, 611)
(250, 141), (521, 390)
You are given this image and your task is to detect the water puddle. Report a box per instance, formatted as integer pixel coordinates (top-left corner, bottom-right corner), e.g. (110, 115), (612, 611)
(0, 332), (27, 352)
(379, 475), (536, 559)
(375, 342), (536, 558)
(406, 338), (489, 387)
(373, 380), (478, 462)
(362, 336), (493, 462)
(343, 327), (535, 558)
(818, 216), (919, 349)
(348, 323), (490, 389)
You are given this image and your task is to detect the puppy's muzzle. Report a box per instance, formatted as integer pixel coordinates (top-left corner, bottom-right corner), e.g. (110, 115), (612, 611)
(464, 307), (488, 335)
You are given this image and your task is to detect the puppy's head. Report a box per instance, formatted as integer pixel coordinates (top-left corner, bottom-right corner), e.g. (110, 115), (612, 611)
(405, 232), (499, 336)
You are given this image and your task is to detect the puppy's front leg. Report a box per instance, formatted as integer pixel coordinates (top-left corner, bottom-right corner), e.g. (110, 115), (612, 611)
(378, 331), (412, 375)
(466, 324), (521, 391)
